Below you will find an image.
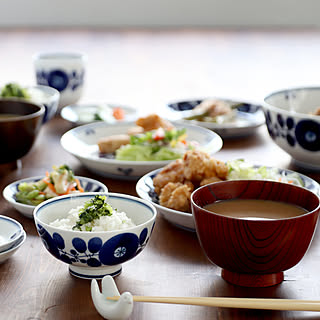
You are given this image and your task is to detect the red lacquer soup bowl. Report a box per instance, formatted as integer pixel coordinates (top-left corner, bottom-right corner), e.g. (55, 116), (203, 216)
(191, 180), (320, 287)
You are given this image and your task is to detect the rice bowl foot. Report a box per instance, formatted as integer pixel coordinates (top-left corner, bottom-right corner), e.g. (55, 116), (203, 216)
(69, 264), (122, 279)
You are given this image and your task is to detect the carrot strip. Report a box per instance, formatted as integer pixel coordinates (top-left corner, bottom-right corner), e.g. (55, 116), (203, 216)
(113, 107), (125, 120)
(75, 178), (84, 192)
(43, 180), (57, 194)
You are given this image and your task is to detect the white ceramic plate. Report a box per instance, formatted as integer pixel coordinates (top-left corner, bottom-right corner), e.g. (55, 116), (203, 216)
(0, 230), (26, 264)
(167, 98), (265, 139)
(3, 176), (109, 219)
(136, 167), (320, 232)
(0, 215), (24, 253)
(60, 103), (137, 125)
(60, 121), (223, 180)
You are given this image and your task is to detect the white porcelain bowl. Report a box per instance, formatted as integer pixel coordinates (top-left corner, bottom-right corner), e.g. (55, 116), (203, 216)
(0, 230), (26, 264)
(3, 176), (108, 219)
(60, 121), (223, 179)
(34, 192), (157, 279)
(263, 87), (320, 170)
(0, 215), (24, 253)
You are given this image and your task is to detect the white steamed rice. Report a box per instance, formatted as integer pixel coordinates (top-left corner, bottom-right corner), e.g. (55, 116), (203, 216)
(49, 206), (136, 231)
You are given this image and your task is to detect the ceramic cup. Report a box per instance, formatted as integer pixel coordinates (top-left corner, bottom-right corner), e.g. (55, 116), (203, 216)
(33, 52), (87, 108)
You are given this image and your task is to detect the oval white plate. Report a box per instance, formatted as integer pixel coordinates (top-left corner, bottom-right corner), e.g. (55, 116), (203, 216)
(136, 167), (320, 232)
(167, 98), (265, 139)
(3, 176), (109, 219)
(60, 103), (137, 125)
(60, 121), (223, 180)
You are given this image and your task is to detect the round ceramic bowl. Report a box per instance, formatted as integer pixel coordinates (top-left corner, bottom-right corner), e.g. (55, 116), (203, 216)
(191, 180), (320, 287)
(0, 230), (26, 264)
(0, 99), (45, 164)
(0, 215), (24, 253)
(33, 192), (157, 279)
(263, 87), (320, 170)
(27, 85), (60, 123)
(3, 176), (109, 219)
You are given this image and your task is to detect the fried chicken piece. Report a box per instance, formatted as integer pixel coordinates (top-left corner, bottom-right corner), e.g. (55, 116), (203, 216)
(153, 159), (184, 195)
(200, 175), (223, 187)
(159, 182), (193, 212)
(193, 99), (232, 118)
(314, 107), (320, 116)
(183, 150), (211, 182)
(204, 158), (229, 180)
(136, 114), (174, 132)
(98, 134), (130, 153)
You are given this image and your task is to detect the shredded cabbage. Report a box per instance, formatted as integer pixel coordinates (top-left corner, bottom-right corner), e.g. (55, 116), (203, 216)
(226, 159), (304, 186)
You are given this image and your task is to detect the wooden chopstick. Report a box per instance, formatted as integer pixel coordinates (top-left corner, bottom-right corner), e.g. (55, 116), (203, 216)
(107, 296), (320, 311)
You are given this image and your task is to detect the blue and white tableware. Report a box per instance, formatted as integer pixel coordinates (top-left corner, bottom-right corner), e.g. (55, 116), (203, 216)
(34, 192), (157, 279)
(3, 176), (108, 219)
(33, 52), (87, 108)
(0, 229), (26, 264)
(0, 215), (24, 253)
(263, 87), (320, 170)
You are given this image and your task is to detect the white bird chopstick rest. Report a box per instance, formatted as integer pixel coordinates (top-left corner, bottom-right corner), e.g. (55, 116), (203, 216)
(91, 276), (134, 320)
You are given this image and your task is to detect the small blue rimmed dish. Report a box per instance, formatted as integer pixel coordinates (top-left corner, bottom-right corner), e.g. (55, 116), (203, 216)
(3, 176), (108, 219)
(0, 215), (24, 253)
(33, 192), (157, 279)
(167, 98), (265, 139)
(0, 229), (26, 264)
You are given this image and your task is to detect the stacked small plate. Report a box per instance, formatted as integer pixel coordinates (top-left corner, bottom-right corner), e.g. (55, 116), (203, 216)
(0, 215), (26, 263)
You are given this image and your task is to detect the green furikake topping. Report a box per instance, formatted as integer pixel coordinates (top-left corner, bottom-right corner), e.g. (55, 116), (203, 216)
(72, 195), (113, 231)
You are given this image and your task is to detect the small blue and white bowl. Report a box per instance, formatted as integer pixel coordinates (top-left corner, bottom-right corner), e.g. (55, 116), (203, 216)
(0, 215), (24, 253)
(263, 87), (320, 170)
(28, 85), (60, 123)
(33, 192), (157, 279)
(0, 229), (26, 264)
(3, 176), (108, 219)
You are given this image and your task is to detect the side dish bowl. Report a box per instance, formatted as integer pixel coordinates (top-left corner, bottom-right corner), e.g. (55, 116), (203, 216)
(33, 192), (157, 279)
(0, 230), (26, 264)
(191, 180), (320, 287)
(263, 87), (320, 170)
(0, 215), (24, 253)
(3, 176), (109, 219)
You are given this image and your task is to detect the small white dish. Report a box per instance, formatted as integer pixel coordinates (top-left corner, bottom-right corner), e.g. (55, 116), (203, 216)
(0, 229), (26, 264)
(60, 103), (137, 125)
(0, 215), (24, 253)
(60, 121), (223, 180)
(136, 166), (320, 232)
(167, 98), (265, 139)
(3, 176), (109, 219)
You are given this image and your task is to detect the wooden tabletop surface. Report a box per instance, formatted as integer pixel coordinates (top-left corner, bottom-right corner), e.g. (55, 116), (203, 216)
(1, 29), (320, 320)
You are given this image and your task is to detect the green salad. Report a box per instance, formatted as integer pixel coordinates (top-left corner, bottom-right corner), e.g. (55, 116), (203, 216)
(0, 83), (30, 99)
(116, 128), (196, 161)
(15, 165), (84, 206)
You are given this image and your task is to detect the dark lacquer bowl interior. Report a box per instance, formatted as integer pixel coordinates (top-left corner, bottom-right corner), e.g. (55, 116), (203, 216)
(191, 180), (320, 287)
(0, 99), (45, 164)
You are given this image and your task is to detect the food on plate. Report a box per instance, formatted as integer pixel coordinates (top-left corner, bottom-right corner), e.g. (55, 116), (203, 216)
(15, 165), (84, 205)
(0, 83), (30, 99)
(313, 107), (320, 116)
(98, 114), (198, 161)
(49, 195), (135, 232)
(153, 150), (305, 212)
(184, 99), (241, 123)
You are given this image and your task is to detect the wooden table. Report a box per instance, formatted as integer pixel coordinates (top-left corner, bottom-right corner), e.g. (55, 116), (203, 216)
(1, 29), (320, 320)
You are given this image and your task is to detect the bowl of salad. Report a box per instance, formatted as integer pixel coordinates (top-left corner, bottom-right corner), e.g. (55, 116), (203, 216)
(0, 82), (60, 123)
(136, 152), (320, 231)
(3, 165), (108, 218)
(60, 115), (223, 179)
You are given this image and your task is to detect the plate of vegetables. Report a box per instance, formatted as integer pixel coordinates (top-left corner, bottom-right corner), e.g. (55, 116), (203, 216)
(3, 165), (108, 218)
(167, 98), (265, 139)
(60, 103), (137, 125)
(136, 153), (320, 231)
(60, 114), (223, 179)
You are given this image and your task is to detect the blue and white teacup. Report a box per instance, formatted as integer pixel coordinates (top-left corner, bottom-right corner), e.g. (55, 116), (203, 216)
(33, 52), (87, 108)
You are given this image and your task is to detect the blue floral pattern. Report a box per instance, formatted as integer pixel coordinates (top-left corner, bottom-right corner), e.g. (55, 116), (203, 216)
(36, 68), (85, 93)
(36, 224), (150, 267)
(264, 110), (320, 152)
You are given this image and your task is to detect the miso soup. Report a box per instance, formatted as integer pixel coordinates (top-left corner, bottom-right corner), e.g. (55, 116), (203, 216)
(204, 199), (308, 220)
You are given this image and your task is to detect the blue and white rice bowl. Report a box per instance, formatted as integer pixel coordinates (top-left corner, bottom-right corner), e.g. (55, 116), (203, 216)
(3, 176), (108, 219)
(33, 192), (157, 279)
(263, 87), (320, 170)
